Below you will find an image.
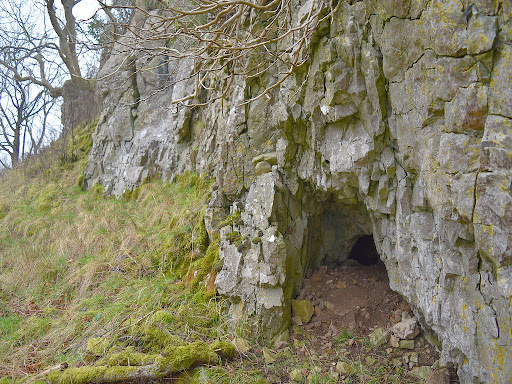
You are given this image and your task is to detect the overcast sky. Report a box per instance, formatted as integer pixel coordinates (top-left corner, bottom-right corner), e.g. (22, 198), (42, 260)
(73, 0), (100, 21)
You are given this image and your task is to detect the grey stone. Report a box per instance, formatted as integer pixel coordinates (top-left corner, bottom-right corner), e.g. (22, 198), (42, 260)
(468, 14), (497, 54)
(481, 115), (512, 172)
(392, 315), (420, 340)
(489, 45), (512, 118)
(83, 3), (512, 382)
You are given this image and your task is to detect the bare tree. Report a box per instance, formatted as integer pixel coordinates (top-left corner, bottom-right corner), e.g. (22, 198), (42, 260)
(45, 0), (83, 81)
(0, 0), (92, 98)
(0, 53), (57, 168)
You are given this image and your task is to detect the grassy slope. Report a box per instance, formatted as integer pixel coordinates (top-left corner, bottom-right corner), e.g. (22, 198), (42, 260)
(0, 123), (241, 382)
(0, 123), (426, 384)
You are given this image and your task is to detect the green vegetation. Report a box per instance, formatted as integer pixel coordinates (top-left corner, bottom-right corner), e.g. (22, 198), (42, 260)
(0, 122), (231, 382)
(334, 330), (354, 346)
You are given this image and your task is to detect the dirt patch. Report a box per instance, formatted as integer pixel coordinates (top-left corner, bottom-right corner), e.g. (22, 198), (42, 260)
(229, 259), (459, 383)
(297, 260), (409, 336)
(290, 260), (448, 375)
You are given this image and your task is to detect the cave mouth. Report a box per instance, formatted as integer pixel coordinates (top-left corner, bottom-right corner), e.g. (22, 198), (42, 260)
(348, 235), (379, 266)
(302, 197), (377, 271)
(294, 201), (407, 336)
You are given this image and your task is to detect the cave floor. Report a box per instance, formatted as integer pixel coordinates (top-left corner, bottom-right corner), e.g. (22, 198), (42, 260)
(297, 259), (408, 336)
(225, 260), (460, 383)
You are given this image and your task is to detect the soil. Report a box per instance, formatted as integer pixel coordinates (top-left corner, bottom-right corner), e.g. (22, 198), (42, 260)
(297, 260), (410, 336)
(233, 259), (460, 383)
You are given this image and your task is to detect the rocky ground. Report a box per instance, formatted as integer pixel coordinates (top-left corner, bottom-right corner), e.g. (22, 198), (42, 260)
(227, 260), (460, 383)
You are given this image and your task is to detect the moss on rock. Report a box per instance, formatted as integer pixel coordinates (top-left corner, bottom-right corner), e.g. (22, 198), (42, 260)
(46, 366), (108, 384)
(150, 310), (176, 325)
(192, 209), (209, 254)
(216, 209), (242, 229)
(165, 341), (220, 372)
(44, 339), (235, 384)
(187, 241), (220, 289)
(98, 347), (158, 366)
(134, 325), (186, 354)
(210, 340), (236, 358)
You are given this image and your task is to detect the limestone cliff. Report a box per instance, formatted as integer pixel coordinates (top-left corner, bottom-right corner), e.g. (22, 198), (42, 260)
(84, 1), (512, 382)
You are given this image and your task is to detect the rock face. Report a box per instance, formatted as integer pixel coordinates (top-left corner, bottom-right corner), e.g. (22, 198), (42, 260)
(84, 1), (512, 382)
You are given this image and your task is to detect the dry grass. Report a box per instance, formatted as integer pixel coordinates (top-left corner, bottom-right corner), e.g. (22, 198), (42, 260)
(0, 122), (224, 379)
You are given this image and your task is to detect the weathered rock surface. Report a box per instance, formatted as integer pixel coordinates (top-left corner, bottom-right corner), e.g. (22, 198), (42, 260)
(84, 1), (512, 382)
(391, 314), (420, 340)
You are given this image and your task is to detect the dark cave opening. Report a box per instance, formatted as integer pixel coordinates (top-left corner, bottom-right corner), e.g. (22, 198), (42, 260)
(348, 235), (379, 266)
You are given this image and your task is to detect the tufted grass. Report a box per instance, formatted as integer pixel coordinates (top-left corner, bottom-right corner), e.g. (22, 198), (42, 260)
(0, 122), (224, 380)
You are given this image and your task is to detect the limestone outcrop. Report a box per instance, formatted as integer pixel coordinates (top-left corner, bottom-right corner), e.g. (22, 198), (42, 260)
(84, 1), (512, 382)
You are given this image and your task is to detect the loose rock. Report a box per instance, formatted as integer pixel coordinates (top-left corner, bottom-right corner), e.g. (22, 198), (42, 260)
(391, 315), (419, 340)
(292, 299), (315, 324)
(368, 328), (388, 348)
(262, 348), (276, 364)
(335, 361), (352, 374)
(289, 369), (303, 382)
(399, 339), (415, 350)
(426, 368), (451, 384)
(410, 366), (432, 380)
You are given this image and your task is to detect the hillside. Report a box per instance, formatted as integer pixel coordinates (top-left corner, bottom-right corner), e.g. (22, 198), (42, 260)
(0, 123), (235, 382)
(1, 0), (511, 382)
(0, 123), (454, 384)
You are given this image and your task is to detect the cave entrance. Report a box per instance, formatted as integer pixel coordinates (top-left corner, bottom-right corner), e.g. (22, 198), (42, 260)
(288, 196), (444, 381)
(348, 235), (379, 266)
(293, 198), (411, 336)
(302, 198), (375, 271)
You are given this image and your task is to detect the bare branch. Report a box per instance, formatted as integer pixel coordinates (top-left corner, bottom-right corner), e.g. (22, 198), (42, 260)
(100, 0), (338, 106)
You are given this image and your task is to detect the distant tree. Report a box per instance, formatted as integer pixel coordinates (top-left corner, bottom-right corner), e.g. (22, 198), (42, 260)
(0, 0), (96, 99)
(0, 54), (57, 168)
(88, 0), (135, 65)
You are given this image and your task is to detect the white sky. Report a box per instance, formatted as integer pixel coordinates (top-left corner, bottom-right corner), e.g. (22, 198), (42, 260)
(72, 0), (101, 21)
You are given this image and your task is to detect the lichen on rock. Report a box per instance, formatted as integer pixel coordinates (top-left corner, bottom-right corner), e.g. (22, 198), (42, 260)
(83, 0), (512, 382)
